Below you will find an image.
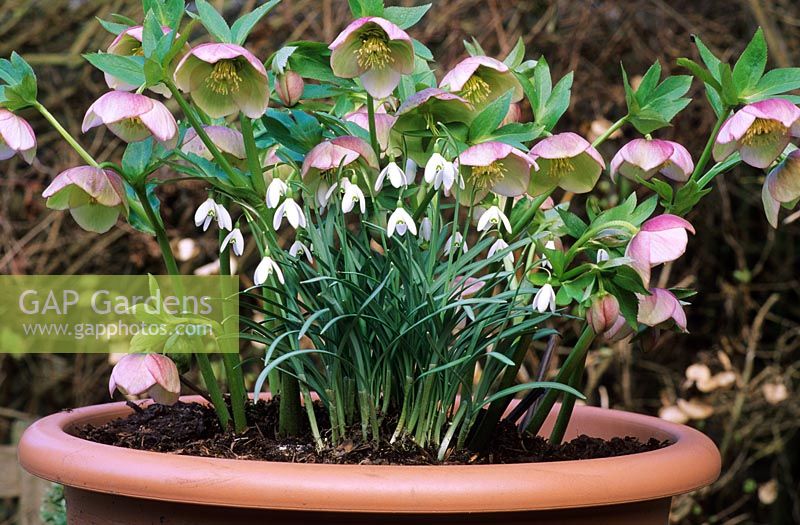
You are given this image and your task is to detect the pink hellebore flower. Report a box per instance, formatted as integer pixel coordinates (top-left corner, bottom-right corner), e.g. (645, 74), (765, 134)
(276, 70), (304, 107)
(602, 314), (634, 343)
(300, 136), (379, 207)
(109, 353), (181, 405)
(181, 125), (246, 163)
(104, 25), (176, 96)
(610, 139), (693, 183)
(625, 214), (695, 285)
(0, 109), (36, 164)
(82, 91), (178, 145)
(762, 149), (800, 227)
(451, 275), (486, 299)
(345, 105), (397, 153)
(637, 288), (687, 332)
(439, 56), (523, 109)
(394, 88), (474, 131)
(713, 98), (800, 169)
(42, 166), (128, 233)
(456, 141), (535, 205)
(529, 132), (605, 195)
(174, 43), (269, 118)
(329, 17), (414, 99)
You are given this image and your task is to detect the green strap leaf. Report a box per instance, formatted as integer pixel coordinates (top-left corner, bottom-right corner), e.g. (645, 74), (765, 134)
(231, 0), (281, 45)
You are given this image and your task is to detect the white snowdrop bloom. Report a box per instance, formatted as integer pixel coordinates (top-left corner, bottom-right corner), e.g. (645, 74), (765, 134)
(596, 248), (610, 263)
(266, 179), (288, 209)
(254, 256), (284, 285)
(404, 158), (417, 184)
(540, 239), (556, 269)
(289, 240), (313, 263)
(194, 198), (232, 232)
(220, 228), (244, 256)
(444, 232), (468, 256)
(488, 238), (514, 265)
(477, 206), (512, 233)
(273, 198), (306, 230)
(418, 217), (432, 242)
(532, 283), (556, 313)
(387, 207), (417, 237)
(424, 153), (458, 191)
(374, 161), (407, 191)
(342, 179), (366, 214)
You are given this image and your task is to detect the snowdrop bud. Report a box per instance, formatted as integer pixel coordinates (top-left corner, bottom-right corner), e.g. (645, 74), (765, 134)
(273, 198), (306, 230)
(419, 217), (432, 242)
(375, 161), (407, 191)
(387, 207), (416, 237)
(266, 179), (288, 208)
(404, 158), (418, 184)
(221, 228), (244, 256)
(532, 283), (556, 313)
(596, 248), (610, 263)
(289, 240), (314, 263)
(477, 206), (512, 232)
(254, 256), (284, 285)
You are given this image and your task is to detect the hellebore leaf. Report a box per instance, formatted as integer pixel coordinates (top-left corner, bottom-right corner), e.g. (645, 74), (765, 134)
(538, 71), (573, 131)
(504, 37), (526, 69)
(693, 34), (722, 82)
(384, 4), (431, 30)
(96, 17), (129, 35)
(468, 89), (513, 140)
(231, 0), (281, 45)
(732, 27), (767, 95)
(193, 0), (232, 43)
(83, 53), (145, 87)
(744, 68), (800, 101)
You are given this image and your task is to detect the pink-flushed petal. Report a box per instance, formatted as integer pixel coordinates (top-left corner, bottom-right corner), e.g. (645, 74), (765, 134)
(182, 126), (246, 160)
(173, 53), (206, 92)
(439, 56), (509, 92)
(231, 66), (270, 118)
(493, 151), (533, 196)
(329, 18), (413, 79)
(458, 141), (514, 166)
(138, 99), (178, 143)
(0, 109), (36, 163)
(661, 141), (694, 181)
(616, 139), (674, 174)
(739, 135), (790, 169)
(396, 88), (471, 115)
(345, 107), (396, 151)
(637, 288), (687, 331)
(331, 135), (379, 168)
(714, 110), (756, 162)
(451, 275), (485, 298)
(360, 66), (402, 99)
(629, 228), (689, 266)
(330, 31), (364, 78)
(42, 166), (126, 209)
(766, 150), (800, 202)
(82, 92), (155, 132)
(744, 98), (800, 128)
(109, 354), (157, 397)
(531, 132), (596, 161)
(107, 26), (145, 53)
(189, 43), (267, 76)
(641, 214), (695, 234)
(329, 17), (412, 50)
(762, 177), (781, 228)
(144, 354), (181, 404)
(300, 136), (378, 178)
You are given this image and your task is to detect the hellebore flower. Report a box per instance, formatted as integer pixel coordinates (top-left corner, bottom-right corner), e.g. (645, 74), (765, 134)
(82, 91), (177, 145)
(637, 288), (687, 332)
(374, 161), (408, 191)
(329, 17), (414, 99)
(394, 88), (475, 132)
(104, 25), (176, 96)
(713, 98), (800, 168)
(439, 56), (523, 109)
(457, 142), (535, 205)
(387, 207), (416, 237)
(610, 139), (694, 183)
(586, 294), (621, 334)
(602, 314), (634, 343)
(424, 153), (460, 192)
(627, 214), (695, 266)
(529, 132), (605, 195)
(762, 150), (800, 227)
(220, 228), (244, 256)
(0, 109), (36, 164)
(289, 240), (314, 263)
(276, 70), (304, 107)
(273, 198), (306, 230)
(444, 232), (468, 255)
(194, 197), (232, 232)
(301, 136), (379, 207)
(254, 256), (284, 285)
(418, 217), (432, 242)
(109, 353), (180, 405)
(451, 275), (485, 299)
(477, 205), (512, 233)
(266, 178), (289, 209)
(532, 283), (556, 314)
(181, 126), (246, 163)
(488, 238), (515, 266)
(174, 43), (269, 118)
(345, 105), (396, 153)
(42, 166), (128, 234)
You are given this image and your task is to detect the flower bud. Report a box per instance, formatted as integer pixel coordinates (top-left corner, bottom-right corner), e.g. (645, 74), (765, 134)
(586, 293), (620, 334)
(276, 70), (304, 107)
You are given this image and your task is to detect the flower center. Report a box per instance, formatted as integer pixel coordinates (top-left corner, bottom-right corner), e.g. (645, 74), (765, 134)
(460, 75), (492, 104)
(471, 162), (506, 190)
(549, 157), (575, 177)
(741, 118), (787, 146)
(356, 28), (394, 70)
(205, 60), (244, 95)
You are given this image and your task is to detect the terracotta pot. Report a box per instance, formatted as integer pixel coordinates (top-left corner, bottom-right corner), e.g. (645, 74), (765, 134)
(18, 396), (720, 524)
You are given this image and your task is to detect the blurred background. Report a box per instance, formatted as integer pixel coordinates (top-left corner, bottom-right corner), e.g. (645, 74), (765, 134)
(1, 0), (799, 523)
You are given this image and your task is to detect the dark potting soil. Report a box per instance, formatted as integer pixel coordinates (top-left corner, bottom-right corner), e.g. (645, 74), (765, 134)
(76, 399), (669, 465)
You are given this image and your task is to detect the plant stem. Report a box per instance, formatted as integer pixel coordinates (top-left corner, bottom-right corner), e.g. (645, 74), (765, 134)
(34, 102), (99, 167)
(548, 348), (587, 444)
(689, 108), (730, 183)
(591, 115), (628, 148)
(240, 113), (266, 197)
(509, 190), (554, 242)
(412, 187), (437, 222)
(279, 371), (303, 436)
(366, 93), (380, 158)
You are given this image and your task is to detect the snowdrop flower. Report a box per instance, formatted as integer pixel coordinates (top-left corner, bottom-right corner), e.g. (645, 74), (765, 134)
(418, 217), (432, 242)
(254, 256), (284, 285)
(387, 207), (416, 237)
(273, 198), (306, 230)
(374, 161), (407, 191)
(532, 283), (556, 313)
(596, 248), (610, 263)
(424, 152), (459, 192)
(266, 179), (289, 209)
(444, 232), (468, 255)
(194, 198), (232, 232)
(540, 239), (556, 270)
(488, 238), (514, 265)
(220, 228), (244, 256)
(327, 178), (367, 214)
(289, 240), (314, 263)
(477, 206), (512, 232)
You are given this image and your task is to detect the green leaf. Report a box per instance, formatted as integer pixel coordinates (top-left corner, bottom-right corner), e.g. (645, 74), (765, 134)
(194, 0), (232, 42)
(538, 71), (572, 131)
(360, 0), (384, 16)
(231, 0), (281, 45)
(531, 56), (552, 115)
(383, 4), (430, 30)
(556, 208), (588, 238)
(468, 89), (513, 140)
(271, 45), (297, 74)
(413, 39), (433, 61)
(744, 68), (800, 100)
(718, 62), (739, 106)
(732, 27), (766, 94)
(677, 57), (721, 92)
(96, 17), (129, 35)
(83, 53), (145, 87)
(141, 10), (162, 58)
(503, 37), (526, 69)
(693, 35), (722, 82)
(612, 265), (648, 294)
(635, 61), (662, 103)
(122, 139), (154, 179)
(476, 382), (586, 411)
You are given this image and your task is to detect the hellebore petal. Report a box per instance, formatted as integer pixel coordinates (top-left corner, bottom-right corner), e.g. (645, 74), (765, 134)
(276, 70), (304, 107)
(529, 132), (604, 195)
(182, 126), (246, 161)
(254, 256), (284, 285)
(762, 150), (800, 227)
(42, 166), (128, 233)
(395, 88), (475, 133)
(714, 98), (800, 168)
(301, 136), (378, 207)
(104, 25), (176, 96)
(637, 288), (687, 332)
(586, 294), (621, 334)
(440, 56), (523, 108)
(451, 275), (485, 299)
(174, 43), (269, 119)
(346, 106), (396, 152)
(387, 207), (416, 237)
(610, 139), (693, 183)
(0, 109), (36, 163)
(457, 141), (533, 205)
(626, 214), (695, 268)
(82, 92), (177, 144)
(109, 353), (180, 405)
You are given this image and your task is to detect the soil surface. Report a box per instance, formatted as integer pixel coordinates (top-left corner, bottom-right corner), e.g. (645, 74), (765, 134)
(77, 399), (669, 465)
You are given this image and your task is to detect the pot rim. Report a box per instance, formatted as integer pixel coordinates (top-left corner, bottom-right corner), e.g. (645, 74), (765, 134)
(18, 396), (720, 514)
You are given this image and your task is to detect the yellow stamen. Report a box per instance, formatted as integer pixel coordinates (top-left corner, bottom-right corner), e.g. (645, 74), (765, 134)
(549, 157), (575, 177)
(205, 60), (244, 95)
(741, 118), (786, 146)
(471, 162), (506, 190)
(355, 28), (394, 70)
(460, 75), (492, 104)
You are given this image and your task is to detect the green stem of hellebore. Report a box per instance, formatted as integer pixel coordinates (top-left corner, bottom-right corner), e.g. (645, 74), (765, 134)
(366, 93), (381, 159)
(34, 102), (99, 168)
(240, 114), (266, 197)
(689, 107), (730, 184)
(591, 115), (628, 148)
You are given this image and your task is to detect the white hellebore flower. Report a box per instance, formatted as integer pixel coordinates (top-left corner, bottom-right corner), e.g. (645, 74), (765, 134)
(488, 238), (514, 265)
(387, 207), (416, 237)
(418, 217), (432, 242)
(289, 240), (314, 263)
(266, 179), (288, 209)
(444, 232), (468, 255)
(596, 248), (610, 263)
(477, 206), (512, 232)
(374, 161), (407, 191)
(254, 256), (284, 285)
(532, 283), (556, 313)
(194, 198), (232, 232)
(220, 228), (244, 256)
(424, 153), (459, 192)
(273, 198), (306, 230)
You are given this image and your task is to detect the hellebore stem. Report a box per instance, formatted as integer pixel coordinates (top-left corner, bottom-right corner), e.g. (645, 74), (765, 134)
(240, 114), (266, 197)
(366, 93), (381, 159)
(591, 115), (628, 148)
(509, 190), (554, 242)
(34, 101), (99, 168)
(689, 107), (730, 184)
(548, 346), (588, 445)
